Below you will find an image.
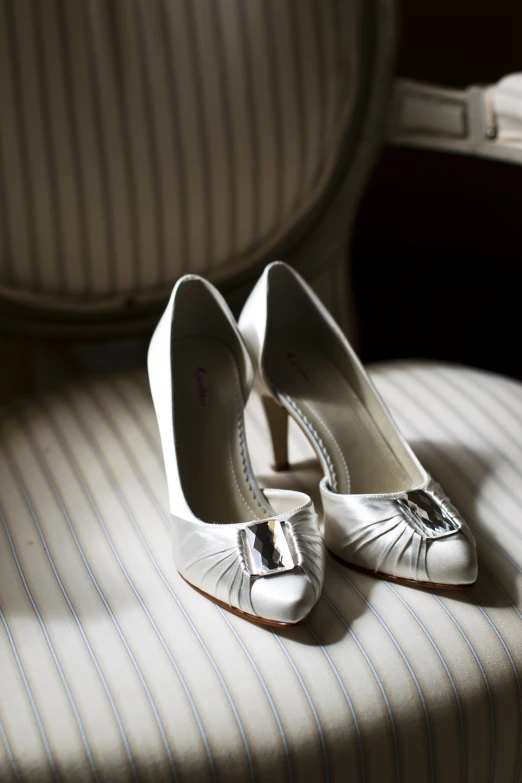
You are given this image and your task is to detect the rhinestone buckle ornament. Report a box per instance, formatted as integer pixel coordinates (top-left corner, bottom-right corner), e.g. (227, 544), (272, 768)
(242, 519), (295, 576)
(395, 489), (459, 538)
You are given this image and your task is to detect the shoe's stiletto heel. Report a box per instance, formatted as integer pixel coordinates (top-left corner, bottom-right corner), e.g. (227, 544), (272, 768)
(261, 395), (290, 471)
(240, 261), (478, 589)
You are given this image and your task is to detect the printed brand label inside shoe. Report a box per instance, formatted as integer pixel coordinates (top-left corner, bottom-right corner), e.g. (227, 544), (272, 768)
(195, 367), (212, 407)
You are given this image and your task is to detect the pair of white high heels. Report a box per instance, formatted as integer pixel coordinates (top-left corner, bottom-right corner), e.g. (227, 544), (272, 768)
(148, 262), (477, 627)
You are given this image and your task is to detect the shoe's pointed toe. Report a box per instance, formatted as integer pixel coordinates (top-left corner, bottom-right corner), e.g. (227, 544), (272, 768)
(426, 533), (478, 586)
(251, 571), (316, 624)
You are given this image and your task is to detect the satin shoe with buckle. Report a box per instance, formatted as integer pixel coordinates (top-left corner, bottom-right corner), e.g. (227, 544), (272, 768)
(239, 262), (478, 589)
(148, 274), (324, 625)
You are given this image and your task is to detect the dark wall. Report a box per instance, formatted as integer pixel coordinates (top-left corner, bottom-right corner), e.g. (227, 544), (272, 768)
(397, 0), (521, 87)
(352, 1), (522, 379)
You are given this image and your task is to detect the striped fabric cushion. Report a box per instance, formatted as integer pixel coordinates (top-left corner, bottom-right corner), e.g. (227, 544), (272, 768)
(0, 0), (359, 304)
(1, 361), (520, 782)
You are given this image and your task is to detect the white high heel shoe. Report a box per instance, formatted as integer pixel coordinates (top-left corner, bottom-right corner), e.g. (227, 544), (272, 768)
(239, 262), (478, 589)
(148, 275), (324, 626)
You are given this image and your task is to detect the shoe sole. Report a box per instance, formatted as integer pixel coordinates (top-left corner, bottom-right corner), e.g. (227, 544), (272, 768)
(179, 572), (306, 627)
(328, 549), (477, 590)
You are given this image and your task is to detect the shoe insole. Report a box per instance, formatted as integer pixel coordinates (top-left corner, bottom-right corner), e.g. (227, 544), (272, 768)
(268, 338), (412, 495)
(173, 337), (272, 523)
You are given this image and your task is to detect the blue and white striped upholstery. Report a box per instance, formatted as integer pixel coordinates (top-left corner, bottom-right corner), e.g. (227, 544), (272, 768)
(2, 2), (517, 781)
(0, 0), (361, 306)
(0, 361), (521, 782)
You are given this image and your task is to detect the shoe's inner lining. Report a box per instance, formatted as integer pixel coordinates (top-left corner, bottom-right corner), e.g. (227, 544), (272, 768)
(267, 337), (417, 495)
(173, 337), (272, 523)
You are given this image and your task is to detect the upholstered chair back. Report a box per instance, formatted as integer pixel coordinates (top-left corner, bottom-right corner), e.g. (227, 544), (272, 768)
(0, 0), (395, 340)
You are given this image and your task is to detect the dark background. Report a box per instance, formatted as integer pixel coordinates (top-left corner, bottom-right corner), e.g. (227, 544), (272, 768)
(352, 0), (522, 379)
